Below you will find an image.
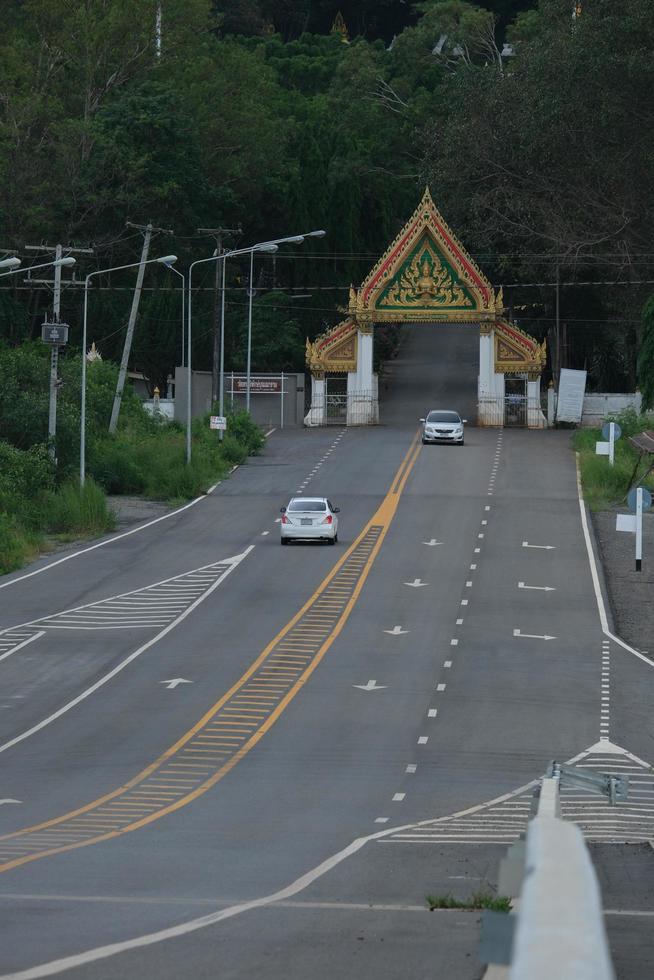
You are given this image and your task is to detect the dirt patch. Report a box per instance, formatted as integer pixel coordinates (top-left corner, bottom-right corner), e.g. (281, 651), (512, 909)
(106, 495), (174, 530)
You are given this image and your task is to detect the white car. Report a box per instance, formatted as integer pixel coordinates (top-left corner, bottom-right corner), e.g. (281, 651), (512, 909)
(420, 410), (467, 445)
(280, 497), (340, 545)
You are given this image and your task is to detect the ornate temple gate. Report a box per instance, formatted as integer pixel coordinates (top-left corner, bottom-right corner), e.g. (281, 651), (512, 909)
(305, 189), (546, 427)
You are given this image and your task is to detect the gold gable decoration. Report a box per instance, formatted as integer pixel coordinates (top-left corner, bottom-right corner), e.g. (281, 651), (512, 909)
(306, 318), (358, 376)
(331, 12), (350, 43)
(349, 188), (504, 324)
(494, 319), (547, 379)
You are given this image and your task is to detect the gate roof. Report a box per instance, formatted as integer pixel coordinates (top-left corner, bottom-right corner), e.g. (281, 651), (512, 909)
(349, 187), (504, 323)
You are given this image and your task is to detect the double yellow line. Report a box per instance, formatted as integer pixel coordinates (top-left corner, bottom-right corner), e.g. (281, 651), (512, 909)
(0, 431), (422, 873)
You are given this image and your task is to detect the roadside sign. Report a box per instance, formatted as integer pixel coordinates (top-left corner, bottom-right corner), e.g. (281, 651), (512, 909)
(602, 422), (622, 441)
(619, 487), (651, 571)
(41, 322), (69, 345)
(616, 514), (637, 533)
(627, 487), (652, 512)
(209, 416), (227, 431)
(596, 421), (621, 465)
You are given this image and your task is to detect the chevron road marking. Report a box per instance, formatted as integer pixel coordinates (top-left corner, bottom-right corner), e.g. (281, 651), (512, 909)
(0, 549), (254, 759)
(0, 631), (45, 664)
(380, 741), (654, 846)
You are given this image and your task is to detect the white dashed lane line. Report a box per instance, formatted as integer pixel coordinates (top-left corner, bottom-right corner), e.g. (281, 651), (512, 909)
(388, 432), (501, 816)
(294, 429), (346, 494)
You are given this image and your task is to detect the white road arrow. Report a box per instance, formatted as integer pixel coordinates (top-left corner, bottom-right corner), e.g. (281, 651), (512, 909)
(0, 799), (22, 806)
(518, 582), (557, 592)
(513, 629), (557, 641)
(405, 579), (428, 588)
(353, 679), (387, 691)
(384, 626), (409, 635)
(522, 541), (556, 550)
(422, 539), (442, 547)
(160, 678), (193, 690)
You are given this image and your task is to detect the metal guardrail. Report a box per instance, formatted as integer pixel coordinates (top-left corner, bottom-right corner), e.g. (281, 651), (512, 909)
(482, 764), (619, 979)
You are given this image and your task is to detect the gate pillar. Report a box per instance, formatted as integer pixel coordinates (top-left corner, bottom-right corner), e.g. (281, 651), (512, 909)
(478, 327), (504, 425)
(347, 328), (378, 424)
(304, 375), (326, 426)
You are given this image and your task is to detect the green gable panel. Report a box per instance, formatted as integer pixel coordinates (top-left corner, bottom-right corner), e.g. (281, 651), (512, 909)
(375, 232), (478, 313)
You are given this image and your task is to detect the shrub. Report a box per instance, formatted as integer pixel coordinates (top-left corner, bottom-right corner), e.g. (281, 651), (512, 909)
(42, 479), (115, 535)
(0, 515), (31, 574)
(89, 438), (146, 494)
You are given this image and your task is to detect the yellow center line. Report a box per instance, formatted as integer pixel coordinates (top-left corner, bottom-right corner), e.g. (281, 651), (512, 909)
(0, 430), (421, 872)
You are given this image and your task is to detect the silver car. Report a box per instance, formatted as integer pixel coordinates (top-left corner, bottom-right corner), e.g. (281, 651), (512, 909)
(280, 497), (340, 545)
(420, 410), (467, 445)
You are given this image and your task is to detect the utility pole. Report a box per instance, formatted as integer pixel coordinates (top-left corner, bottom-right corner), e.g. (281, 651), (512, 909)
(109, 221), (173, 434)
(25, 243), (93, 461)
(197, 226), (241, 405)
(155, 2), (162, 57)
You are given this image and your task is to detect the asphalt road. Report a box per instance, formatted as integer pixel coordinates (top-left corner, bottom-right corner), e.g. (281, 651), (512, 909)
(0, 325), (652, 979)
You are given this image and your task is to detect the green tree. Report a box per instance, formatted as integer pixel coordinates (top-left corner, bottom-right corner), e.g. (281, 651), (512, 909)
(638, 297), (654, 411)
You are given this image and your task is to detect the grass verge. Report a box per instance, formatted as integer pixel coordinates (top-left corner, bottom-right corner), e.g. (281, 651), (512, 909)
(0, 409), (265, 576)
(426, 892), (511, 913)
(573, 409), (654, 510)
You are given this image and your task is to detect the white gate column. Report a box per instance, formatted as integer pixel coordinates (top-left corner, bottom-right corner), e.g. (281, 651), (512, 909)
(347, 328), (377, 424)
(527, 378), (547, 428)
(478, 327), (504, 425)
(304, 375), (325, 426)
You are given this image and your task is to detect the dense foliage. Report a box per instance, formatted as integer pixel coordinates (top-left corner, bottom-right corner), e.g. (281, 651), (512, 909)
(0, 341), (264, 572)
(1, 0), (653, 449)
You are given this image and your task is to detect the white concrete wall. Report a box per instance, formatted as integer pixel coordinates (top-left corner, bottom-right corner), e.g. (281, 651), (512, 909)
(580, 392), (642, 426)
(143, 398), (175, 420)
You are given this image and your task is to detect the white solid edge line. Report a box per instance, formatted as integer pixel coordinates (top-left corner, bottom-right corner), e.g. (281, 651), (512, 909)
(0, 740), (625, 979)
(0, 496), (208, 591)
(575, 454), (654, 668)
(0, 548), (254, 757)
(0, 631), (45, 664)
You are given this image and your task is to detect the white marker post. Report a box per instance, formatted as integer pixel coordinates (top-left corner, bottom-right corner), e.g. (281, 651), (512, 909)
(596, 421), (621, 466)
(636, 487), (643, 572)
(617, 486), (652, 572)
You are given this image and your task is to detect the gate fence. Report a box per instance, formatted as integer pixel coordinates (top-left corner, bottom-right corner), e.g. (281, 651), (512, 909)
(478, 396), (547, 428)
(305, 391), (378, 426)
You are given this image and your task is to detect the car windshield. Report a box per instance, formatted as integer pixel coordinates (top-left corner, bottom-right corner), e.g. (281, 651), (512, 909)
(426, 411), (460, 423)
(288, 500), (327, 512)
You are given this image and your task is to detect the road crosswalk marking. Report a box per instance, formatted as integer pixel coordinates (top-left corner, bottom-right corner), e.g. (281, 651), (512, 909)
(381, 741), (654, 846)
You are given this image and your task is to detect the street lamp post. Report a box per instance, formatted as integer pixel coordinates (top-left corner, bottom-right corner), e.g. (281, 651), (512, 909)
(162, 260), (185, 372)
(245, 230), (326, 413)
(187, 243), (278, 463)
(186, 230), (326, 462)
(80, 255), (177, 487)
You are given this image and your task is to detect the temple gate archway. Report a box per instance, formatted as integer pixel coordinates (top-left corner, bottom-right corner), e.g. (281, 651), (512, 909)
(305, 188), (546, 427)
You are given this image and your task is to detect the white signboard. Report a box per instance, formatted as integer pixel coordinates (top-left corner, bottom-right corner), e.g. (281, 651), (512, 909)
(209, 416), (226, 431)
(556, 369), (587, 423)
(616, 513), (637, 533)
